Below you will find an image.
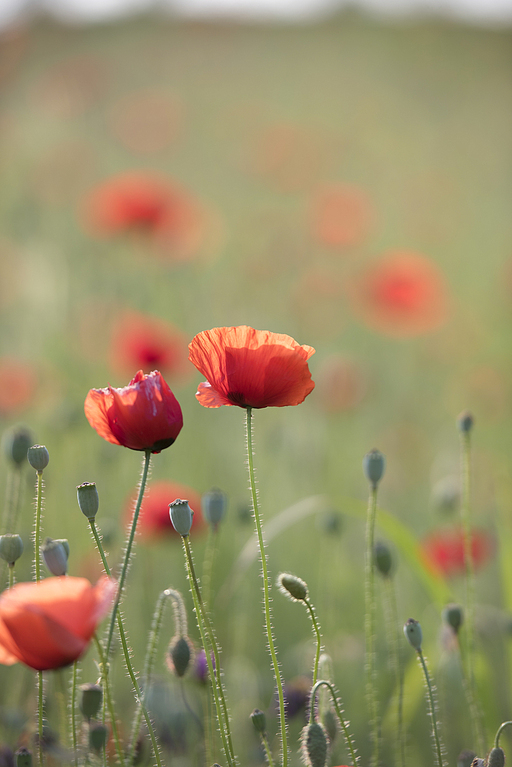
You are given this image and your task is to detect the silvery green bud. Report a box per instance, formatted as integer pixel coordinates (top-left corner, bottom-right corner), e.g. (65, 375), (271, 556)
(169, 499), (193, 537)
(363, 449), (386, 488)
(0, 534), (24, 565)
(79, 684), (103, 720)
(27, 445), (49, 472)
(277, 573), (308, 602)
(486, 748), (505, 767)
(404, 618), (423, 650)
(442, 603), (464, 634)
(89, 723), (108, 753)
(301, 722), (329, 767)
(77, 482), (99, 520)
(250, 709), (267, 734)
(201, 487), (227, 529)
(457, 411), (474, 433)
(15, 748), (32, 767)
(167, 636), (193, 678)
(3, 427), (33, 465)
(374, 541), (393, 578)
(41, 538), (69, 576)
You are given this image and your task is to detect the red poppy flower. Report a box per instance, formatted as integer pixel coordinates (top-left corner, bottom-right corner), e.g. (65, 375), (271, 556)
(349, 251), (449, 337)
(188, 326), (315, 409)
(0, 576), (116, 671)
(109, 311), (190, 379)
(0, 358), (37, 415)
(420, 527), (494, 579)
(125, 480), (203, 539)
(84, 370), (183, 453)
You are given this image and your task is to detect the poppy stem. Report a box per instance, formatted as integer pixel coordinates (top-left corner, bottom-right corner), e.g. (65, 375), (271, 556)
(33, 470), (44, 583)
(364, 483), (379, 766)
(309, 679), (359, 766)
(71, 661), (78, 767)
(304, 598), (322, 688)
(245, 407), (288, 767)
(416, 648), (445, 767)
(7, 564), (14, 589)
(494, 720), (512, 749)
(37, 670), (44, 766)
(105, 450), (152, 661)
(93, 634), (124, 765)
(382, 577), (405, 767)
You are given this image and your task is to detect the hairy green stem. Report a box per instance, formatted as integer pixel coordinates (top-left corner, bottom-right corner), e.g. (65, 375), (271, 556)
(34, 471), (43, 583)
(8, 564), (14, 590)
(417, 649), (445, 767)
(304, 598), (322, 688)
(71, 662), (78, 767)
(364, 484), (379, 766)
(260, 731), (275, 767)
(383, 578), (405, 767)
(37, 671), (44, 767)
(495, 720), (512, 748)
(309, 680), (359, 766)
(246, 407), (288, 767)
(202, 526), (218, 616)
(93, 635), (124, 765)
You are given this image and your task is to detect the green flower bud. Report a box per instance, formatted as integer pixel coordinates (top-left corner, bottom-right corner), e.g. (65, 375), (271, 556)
(301, 722), (329, 767)
(457, 411), (474, 433)
(3, 427), (33, 466)
(374, 541), (393, 578)
(277, 573), (308, 602)
(77, 482), (99, 520)
(41, 538), (69, 576)
(27, 445), (49, 472)
(0, 534), (24, 565)
(250, 708), (267, 734)
(442, 603), (464, 634)
(201, 487), (227, 529)
(404, 618), (423, 650)
(167, 636), (193, 678)
(363, 449), (386, 488)
(486, 748), (505, 767)
(15, 748), (33, 767)
(79, 684), (103, 720)
(169, 499), (193, 537)
(321, 709), (337, 745)
(89, 723), (108, 753)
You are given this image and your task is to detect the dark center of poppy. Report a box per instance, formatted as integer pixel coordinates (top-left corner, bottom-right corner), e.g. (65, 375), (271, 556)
(227, 391), (249, 407)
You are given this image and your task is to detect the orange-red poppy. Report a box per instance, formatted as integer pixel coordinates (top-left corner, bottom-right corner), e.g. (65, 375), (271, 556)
(0, 576), (115, 671)
(188, 326), (315, 409)
(420, 527), (494, 579)
(349, 250), (449, 337)
(125, 480), (203, 540)
(84, 370), (183, 453)
(109, 311), (190, 380)
(0, 358), (37, 415)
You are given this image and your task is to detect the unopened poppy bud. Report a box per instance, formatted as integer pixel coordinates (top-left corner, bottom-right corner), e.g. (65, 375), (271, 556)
(486, 748), (505, 767)
(374, 541), (393, 577)
(202, 487), (227, 528)
(363, 449), (386, 488)
(15, 748), (33, 767)
(3, 427), (33, 466)
(79, 683), (103, 720)
(250, 708), (267, 734)
(77, 482), (99, 520)
(167, 635), (193, 677)
(89, 723), (108, 753)
(301, 722), (329, 767)
(0, 534), (24, 565)
(404, 618), (423, 650)
(278, 573), (308, 602)
(169, 499), (193, 537)
(442, 603), (464, 634)
(41, 538), (69, 576)
(457, 411), (474, 433)
(27, 445), (49, 472)
(321, 709), (337, 744)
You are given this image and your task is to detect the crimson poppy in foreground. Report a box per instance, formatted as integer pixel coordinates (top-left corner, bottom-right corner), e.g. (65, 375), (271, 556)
(0, 576), (115, 671)
(188, 326), (315, 409)
(125, 480), (203, 539)
(84, 370), (183, 453)
(421, 527), (494, 579)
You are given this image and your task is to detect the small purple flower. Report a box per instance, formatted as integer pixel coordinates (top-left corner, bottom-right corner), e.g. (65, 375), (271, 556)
(193, 649), (215, 685)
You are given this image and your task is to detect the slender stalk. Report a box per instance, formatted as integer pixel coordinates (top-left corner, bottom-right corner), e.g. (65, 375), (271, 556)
(202, 526), (218, 615)
(181, 536), (235, 766)
(495, 720), (512, 748)
(71, 662), (78, 767)
(8, 564), (14, 590)
(417, 649), (445, 767)
(309, 680), (359, 766)
(365, 484), (379, 766)
(383, 578), (405, 767)
(34, 471), (43, 582)
(93, 635), (124, 765)
(246, 407), (288, 767)
(3, 464), (23, 534)
(304, 599), (322, 687)
(37, 671), (44, 767)
(105, 450), (151, 660)
(56, 670), (68, 749)
(260, 732), (275, 767)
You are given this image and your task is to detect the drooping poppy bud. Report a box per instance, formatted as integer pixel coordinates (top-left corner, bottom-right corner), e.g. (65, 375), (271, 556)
(277, 573), (308, 602)
(41, 538), (69, 577)
(166, 635), (193, 678)
(79, 683), (103, 720)
(250, 709), (267, 734)
(301, 722), (329, 767)
(201, 487), (227, 529)
(457, 411), (474, 433)
(374, 541), (393, 578)
(442, 603), (464, 634)
(3, 427), (33, 466)
(404, 618), (423, 651)
(89, 723), (108, 753)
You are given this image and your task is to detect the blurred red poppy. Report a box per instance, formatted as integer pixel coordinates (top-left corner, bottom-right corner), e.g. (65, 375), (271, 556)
(84, 370), (183, 453)
(315, 355), (366, 413)
(188, 326), (315, 409)
(110, 311), (190, 380)
(311, 183), (373, 249)
(0, 576), (115, 671)
(349, 251), (449, 337)
(420, 527), (494, 579)
(0, 358), (37, 415)
(126, 480), (203, 539)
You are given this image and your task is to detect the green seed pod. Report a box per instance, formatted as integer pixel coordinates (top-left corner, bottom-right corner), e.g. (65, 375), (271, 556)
(0, 534), (24, 565)
(79, 683), (103, 720)
(301, 722), (329, 767)
(89, 722), (108, 753)
(457, 411), (474, 433)
(167, 635), (193, 678)
(277, 573), (308, 602)
(27, 445), (49, 472)
(362, 449), (386, 488)
(3, 427), (33, 466)
(41, 538), (69, 576)
(374, 541), (393, 578)
(442, 603), (464, 635)
(201, 487), (228, 528)
(169, 499), (193, 537)
(486, 748), (505, 767)
(404, 618), (423, 650)
(250, 708), (267, 734)
(15, 748), (33, 767)
(77, 482), (99, 520)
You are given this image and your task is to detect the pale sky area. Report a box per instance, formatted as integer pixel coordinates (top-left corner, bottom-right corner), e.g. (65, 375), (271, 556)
(0, 0), (511, 26)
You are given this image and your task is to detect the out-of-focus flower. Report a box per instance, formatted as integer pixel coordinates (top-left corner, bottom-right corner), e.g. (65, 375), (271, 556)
(0, 576), (115, 670)
(31, 54), (107, 119)
(0, 358), (37, 416)
(193, 649), (214, 685)
(189, 325), (315, 409)
(280, 676), (310, 720)
(420, 527), (494, 579)
(247, 123), (323, 192)
(349, 251), (449, 337)
(109, 311), (190, 380)
(125, 480), (203, 540)
(84, 370), (183, 454)
(108, 88), (182, 154)
(311, 183), (373, 249)
(315, 355), (366, 412)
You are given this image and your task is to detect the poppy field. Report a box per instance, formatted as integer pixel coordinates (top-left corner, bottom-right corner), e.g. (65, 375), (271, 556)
(0, 9), (512, 767)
